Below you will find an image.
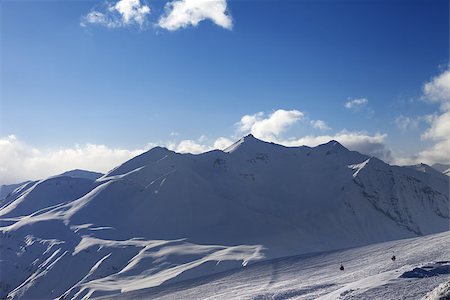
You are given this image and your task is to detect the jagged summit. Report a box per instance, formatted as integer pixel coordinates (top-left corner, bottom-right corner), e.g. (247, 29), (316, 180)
(223, 133), (286, 153)
(224, 135), (350, 155)
(223, 133), (267, 153)
(316, 139), (348, 153)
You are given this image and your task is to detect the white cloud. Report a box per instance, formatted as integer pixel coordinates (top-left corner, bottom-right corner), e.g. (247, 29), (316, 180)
(115, 0), (150, 25)
(236, 112), (263, 132)
(423, 68), (450, 110)
(344, 98), (368, 109)
(168, 136), (234, 154)
(395, 68), (450, 165)
(310, 120), (331, 131)
(237, 109), (304, 142)
(414, 139), (450, 165)
(421, 112), (450, 141)
(0, 135), (148, 185)
(414, 69), (450, 165)
(158, 0), (232, 31)
(170, 139), (210, 154)
(213, 137), (233, 150)
(81, 0), (150, 28)
(397, 138), (450, 166)
(415, 111), (450, 165)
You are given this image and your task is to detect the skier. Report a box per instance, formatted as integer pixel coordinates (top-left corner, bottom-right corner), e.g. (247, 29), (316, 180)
(391, 255), (396, 262)
(340, 264), (345, 271)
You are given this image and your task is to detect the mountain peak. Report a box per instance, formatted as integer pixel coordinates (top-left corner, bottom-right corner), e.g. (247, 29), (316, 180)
(241, 133), (263, 145)
(316, 140), (348, 153)
(225, 135), (352, 154)
(243, 133), (256, 140)
(325, 139), (344, 147)
(224, 134), (276, 153)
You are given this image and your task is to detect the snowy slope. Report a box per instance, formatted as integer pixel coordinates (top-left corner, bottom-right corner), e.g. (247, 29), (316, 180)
(0, 169), (103, 218)
(0, 177), (99, 218)
(0, 135), (448, 299)
(97, 231), (450, 300)
(0, 170), (102, 203)
(431, 163), (450, 175)
(0, 182), (30, 202)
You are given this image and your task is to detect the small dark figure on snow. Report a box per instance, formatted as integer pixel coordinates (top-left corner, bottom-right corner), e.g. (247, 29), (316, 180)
(391, 255), (396, 262)
(340, 264), (345, 271)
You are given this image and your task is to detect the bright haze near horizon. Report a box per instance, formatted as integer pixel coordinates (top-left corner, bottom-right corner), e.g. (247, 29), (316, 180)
(1, 0), (449, 185)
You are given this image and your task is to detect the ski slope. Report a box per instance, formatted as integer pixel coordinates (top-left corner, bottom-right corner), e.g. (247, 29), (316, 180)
(98, 231), (450, 300)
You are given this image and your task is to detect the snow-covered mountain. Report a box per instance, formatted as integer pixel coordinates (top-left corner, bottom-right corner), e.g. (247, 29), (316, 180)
(0, 135), (448, 299)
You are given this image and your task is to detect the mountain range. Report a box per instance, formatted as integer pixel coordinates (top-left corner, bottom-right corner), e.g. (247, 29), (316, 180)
(0, 135), (448, 299)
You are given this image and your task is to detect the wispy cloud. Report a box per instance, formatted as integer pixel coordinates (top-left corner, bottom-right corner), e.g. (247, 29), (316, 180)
(394, 114), (434, 132)
(81, 0), (150, 29)
(310, 120), (331, 131)
(158, 0), (232, 31)
(395, 115), (420, 131)
(344, 97), (368, 109)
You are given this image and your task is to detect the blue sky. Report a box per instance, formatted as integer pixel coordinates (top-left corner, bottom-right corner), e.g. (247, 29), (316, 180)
(1, 0), (449, 183)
